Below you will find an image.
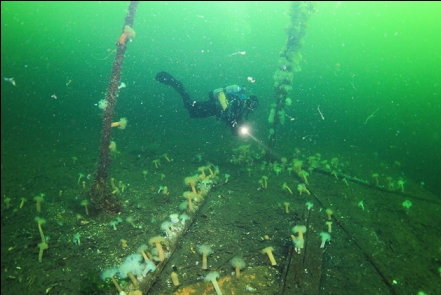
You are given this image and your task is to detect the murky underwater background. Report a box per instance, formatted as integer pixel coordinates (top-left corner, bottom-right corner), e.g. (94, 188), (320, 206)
(1, 2), (440, 295)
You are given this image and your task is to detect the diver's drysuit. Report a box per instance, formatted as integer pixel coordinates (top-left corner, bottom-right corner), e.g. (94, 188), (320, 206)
(155, 71), (258, 135)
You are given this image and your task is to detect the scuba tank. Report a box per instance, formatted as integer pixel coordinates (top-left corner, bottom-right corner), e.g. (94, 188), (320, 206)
(224, 85), (244, 95)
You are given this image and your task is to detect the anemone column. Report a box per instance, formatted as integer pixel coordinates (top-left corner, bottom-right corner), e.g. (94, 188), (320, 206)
(268, 1), (315, 160)
(89, 1), (139, 213)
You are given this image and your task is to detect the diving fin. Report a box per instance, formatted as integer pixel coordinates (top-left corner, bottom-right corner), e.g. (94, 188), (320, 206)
(155, 71), (192, 108)
(155, 71), (187, 95)
(155, 71), (177, 86)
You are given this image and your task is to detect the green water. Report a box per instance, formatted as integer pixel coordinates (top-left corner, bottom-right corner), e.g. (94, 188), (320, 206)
(1, 1), (440, 191)
(2, 2), (441, 294)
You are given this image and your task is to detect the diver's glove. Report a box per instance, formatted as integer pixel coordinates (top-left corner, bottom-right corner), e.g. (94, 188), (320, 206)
(229, 120), (241, 136)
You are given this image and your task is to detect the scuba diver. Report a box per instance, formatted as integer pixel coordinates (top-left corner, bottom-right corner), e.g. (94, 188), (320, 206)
(155, 71), (258, 135)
